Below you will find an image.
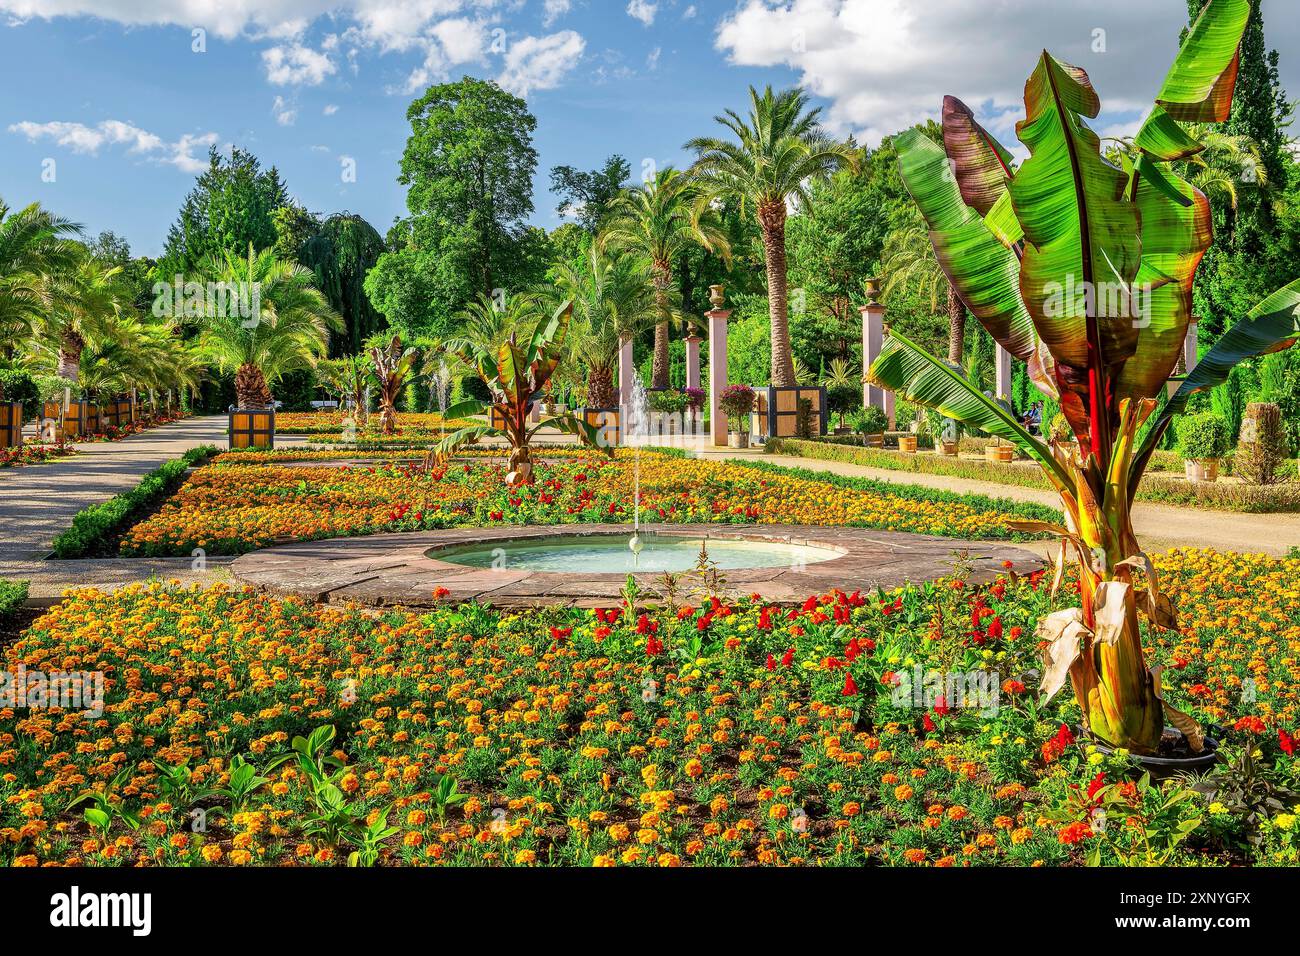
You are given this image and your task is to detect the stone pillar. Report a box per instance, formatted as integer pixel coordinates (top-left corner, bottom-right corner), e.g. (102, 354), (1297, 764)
(685, 333), (702, 392)
(618, 335), (634, 410)
(995, 343), (1013, 402)
(707, 285), (730, 447)
(1183, 316), (1200, 375)
(860, 279), (890, 418)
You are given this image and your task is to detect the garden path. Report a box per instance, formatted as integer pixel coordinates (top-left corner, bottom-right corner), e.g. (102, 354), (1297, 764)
(0, 415), (235, 598)
(699, 447), (1300, 558)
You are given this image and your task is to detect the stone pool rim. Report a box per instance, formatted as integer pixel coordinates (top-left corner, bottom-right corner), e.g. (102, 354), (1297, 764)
(230, 523), (1044, 609)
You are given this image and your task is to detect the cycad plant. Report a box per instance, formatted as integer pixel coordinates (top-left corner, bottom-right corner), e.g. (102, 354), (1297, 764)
(867, 0), (1300, 753)
(437, 301), (604, 485)
(197, 245), (340, 409)
(554, 243), (659, 409)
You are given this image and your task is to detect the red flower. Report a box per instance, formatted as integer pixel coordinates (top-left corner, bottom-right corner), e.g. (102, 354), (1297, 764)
(549, 626), (572, 643)
(1279, 728), (1296, 757)
(1234, 715), (1266, 734)
(765, 653), (776, 671)
(781, 648), (795, 668)
(1058, 822), (1094, 845)
(1086, 772), (1106, 801)
(933, 696), (950, 717)
(645, 636), (663, 657)
(845, 638), (861, 662)
(922, 713), (935, 732)
(841, 673), (858, 697)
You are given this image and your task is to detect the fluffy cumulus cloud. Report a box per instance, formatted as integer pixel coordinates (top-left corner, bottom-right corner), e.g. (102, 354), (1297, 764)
(7, 119), (217, 172)
(627, 1), (658, 28)
(714, 0), (1300, 147)
(271, 95), (298, 125)
(0, 1), (589, 97)
(498, 29), (586, 96)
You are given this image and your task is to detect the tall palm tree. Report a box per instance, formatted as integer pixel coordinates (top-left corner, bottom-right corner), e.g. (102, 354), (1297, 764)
(197, 245), (340, 409)
(687, 85), (857, 387)
(881, 215), (968, 365)
(457, 291), (547, 357)
(600, 168), (730, 389)
(0, 200), (82, 377)
(554, 243), (659, 408)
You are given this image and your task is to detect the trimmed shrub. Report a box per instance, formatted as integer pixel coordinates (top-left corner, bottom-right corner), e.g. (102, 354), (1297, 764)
(1175, 413), (1231, 461)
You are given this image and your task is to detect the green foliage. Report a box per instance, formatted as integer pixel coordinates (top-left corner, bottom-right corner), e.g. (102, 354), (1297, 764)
(298, 213), (387, 356)
(1175, 412), (1232, 459)
(851, 405), (890, 435)
(51, 446), (217, 558)
(549, 155), (630, 232)
(0, 367), (38, 420)
(0, 579), (28, 624)
(158, 147), (289, 275)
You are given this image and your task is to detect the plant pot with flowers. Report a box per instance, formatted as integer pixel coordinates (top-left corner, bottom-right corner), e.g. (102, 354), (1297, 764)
(720, 384), (755, 449)
(868, 0), (1300, 763)
(1176, 413), (1230, 484)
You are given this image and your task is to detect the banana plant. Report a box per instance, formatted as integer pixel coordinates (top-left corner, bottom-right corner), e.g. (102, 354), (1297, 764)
(436, 300), (608, 486)
(868, 0), (1299, 754)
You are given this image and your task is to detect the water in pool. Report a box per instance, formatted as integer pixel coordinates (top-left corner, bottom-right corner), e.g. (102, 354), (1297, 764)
(431, 534), (842, 574)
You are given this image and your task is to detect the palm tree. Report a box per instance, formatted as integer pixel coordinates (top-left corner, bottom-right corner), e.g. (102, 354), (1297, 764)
(197, 245), (340, 409)
(554, 244), (658, 408)
(600, 168), (730, 389)
(367, 334), (418, 435)
(687, 86), (857, 387)
(457, 291), (547, 357)
(881, 214), (968, 365)
(36, 246), (134, 383)
(0, 200), (82, 377)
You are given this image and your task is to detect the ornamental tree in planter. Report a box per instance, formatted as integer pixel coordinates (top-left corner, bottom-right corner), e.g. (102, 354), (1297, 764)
(867, 0), (1300, 754)
(719, 384), (756, 447)
(1175, 413), (1230, 483)
(437, 302), (606, 485)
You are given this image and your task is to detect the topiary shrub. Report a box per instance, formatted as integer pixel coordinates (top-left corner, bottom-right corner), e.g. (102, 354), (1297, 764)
(1175, 413), (1231, 462)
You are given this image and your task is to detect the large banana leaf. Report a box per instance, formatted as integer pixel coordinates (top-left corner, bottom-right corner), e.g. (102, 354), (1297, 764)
(1011, 53), (1141, 374)
(941, 95), (1015, 217)
(868, 330), (1070, 490)
(531, 412), (611, 454)
(1115, 168), (1212, 403)
(1132, 277), (1300, 485)
(895, 129), (1046, 385)
(1152, 0), (1249, 123)
(443, 398), (488, 421)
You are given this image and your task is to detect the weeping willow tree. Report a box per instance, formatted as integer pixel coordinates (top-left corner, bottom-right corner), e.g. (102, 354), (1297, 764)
(299, 214), (386, 356)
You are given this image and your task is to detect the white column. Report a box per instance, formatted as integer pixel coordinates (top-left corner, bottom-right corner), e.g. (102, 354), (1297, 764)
(685, 334), (702, 392)
(861, 303), (888, 415)
(1183, 316), (1200, 374)
(995, 343), (1013, 402)
(618, 335), (634, 411)
(708, 308), (730, 446)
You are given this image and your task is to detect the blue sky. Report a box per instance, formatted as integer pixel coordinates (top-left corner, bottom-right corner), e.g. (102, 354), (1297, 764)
(1, 1), (1294, 259)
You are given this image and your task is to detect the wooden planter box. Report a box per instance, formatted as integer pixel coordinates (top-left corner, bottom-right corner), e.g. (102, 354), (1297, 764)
(986, 443), (1015, 464)
(763, 386), (828, 439)
(898, 435), (918, 454)
(105, 395), (135, 429)
(85, 403), (102, 434)
(0, 401), (23, 449)
(1184, 458), (1219, 484)
(229, 409), (275, 449)
(580, 407), (621, 448)
(491, 402), (537, 431)
(57, 400), (89, 439)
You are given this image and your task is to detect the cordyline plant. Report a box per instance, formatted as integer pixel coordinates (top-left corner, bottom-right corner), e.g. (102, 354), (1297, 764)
(436, 301), (607, 486)
(868, 0), (1300, 754)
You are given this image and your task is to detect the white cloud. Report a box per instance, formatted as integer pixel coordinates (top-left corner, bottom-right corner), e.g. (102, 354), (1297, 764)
(323, 103), (339, 115)
(542, 0), (571, 28)
(647, 46), (661, 71)
(263, 42), (336, 85)
(8, 119), (217, 173)
(682, 5), (697, 19)
(498, 30), (585, 96)
(627, 1), (657, 27)
(272, 95), (298, 125)
(712, 0), (1300, 147)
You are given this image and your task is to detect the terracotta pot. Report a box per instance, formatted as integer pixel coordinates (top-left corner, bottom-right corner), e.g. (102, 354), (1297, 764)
(1184, 458), (1219, 483)
(898, 435), (918, 454)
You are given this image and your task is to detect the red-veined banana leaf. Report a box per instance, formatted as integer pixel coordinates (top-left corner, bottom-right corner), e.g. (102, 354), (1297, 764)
(1131, 276), (1300, 488)
(1011, 53), (1142, 453)
(868, 330), (1071, 491)
(941, 95), (1015, 217)
(1153, 0), (1249, 123)
(894, 128), (1055, 396)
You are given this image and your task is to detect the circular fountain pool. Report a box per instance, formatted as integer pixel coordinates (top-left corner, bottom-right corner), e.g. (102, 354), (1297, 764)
(431, 532), (845, 574)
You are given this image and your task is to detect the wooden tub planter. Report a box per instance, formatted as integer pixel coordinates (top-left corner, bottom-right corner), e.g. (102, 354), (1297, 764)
(579, 407), (621, 449)
(229, 409), (275, 449)
(0, 401), (23, 448)
(897, 434), (918, 454)
(1184, 458), (1220, 484)
(986, 442), (1015, 464)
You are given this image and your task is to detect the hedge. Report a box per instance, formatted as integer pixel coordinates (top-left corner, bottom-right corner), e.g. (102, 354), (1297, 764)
(0, 580), (28, 624)
(50, 445), (218, 559)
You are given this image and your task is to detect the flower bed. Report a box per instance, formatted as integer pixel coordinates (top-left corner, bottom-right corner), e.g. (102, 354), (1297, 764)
(117, 451), (1059, 557)
(274, 411), (476, 442)
(2, 548), (1296, 867)
(0, 443), (75, 468)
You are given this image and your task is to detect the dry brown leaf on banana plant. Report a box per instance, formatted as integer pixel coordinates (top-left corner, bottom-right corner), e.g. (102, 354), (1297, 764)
(1093, 581), (1131, 647)
(1037, 608), (1090, 704)
(1160, 699), (1206, 754)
